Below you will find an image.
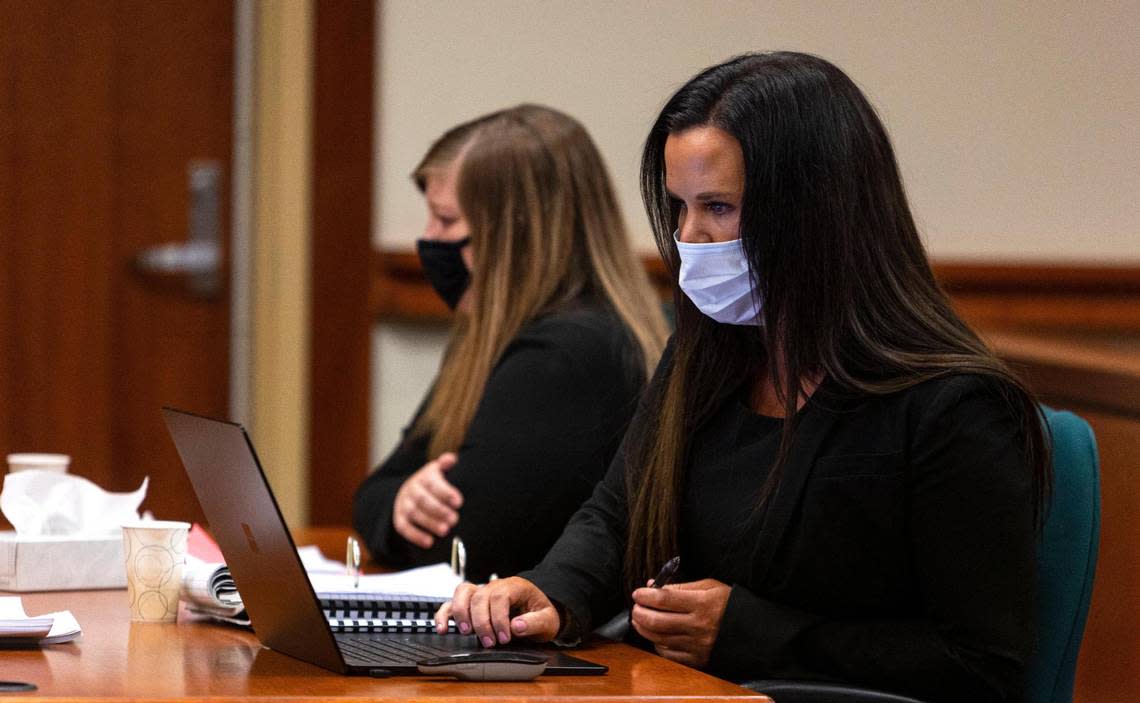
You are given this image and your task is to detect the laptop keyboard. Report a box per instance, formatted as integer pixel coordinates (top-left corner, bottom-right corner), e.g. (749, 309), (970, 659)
(335, 633), (479, 668)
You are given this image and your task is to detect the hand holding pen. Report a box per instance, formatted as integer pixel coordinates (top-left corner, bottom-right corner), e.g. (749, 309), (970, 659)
(630, 556), (732, 668)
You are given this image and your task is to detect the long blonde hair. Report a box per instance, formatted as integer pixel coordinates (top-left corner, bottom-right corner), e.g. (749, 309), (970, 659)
(415, 104), (668, 457)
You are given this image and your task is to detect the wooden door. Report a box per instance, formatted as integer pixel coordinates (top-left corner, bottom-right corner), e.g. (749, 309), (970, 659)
(0, 1), (234, 524)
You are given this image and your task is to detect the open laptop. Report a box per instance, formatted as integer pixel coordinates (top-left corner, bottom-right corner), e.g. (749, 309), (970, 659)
(161, 407), (607, 677)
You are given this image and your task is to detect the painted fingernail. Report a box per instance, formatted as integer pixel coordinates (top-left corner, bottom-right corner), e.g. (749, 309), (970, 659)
(512, 617), (527, 633)
(459, 622), (470, 634)
(497, 630), (509, 644)
(481, 635), (494, 648)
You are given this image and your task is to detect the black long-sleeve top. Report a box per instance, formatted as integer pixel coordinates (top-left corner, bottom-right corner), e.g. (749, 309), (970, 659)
(352, 305), (645, 583)
(522, 345), (1036, 703)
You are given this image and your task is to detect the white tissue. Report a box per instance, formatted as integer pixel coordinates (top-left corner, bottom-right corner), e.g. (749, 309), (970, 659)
(0, 470), (148, 536)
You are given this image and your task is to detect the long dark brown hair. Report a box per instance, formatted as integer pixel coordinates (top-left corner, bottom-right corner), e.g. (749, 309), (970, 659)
(625, 52), (1050, 590)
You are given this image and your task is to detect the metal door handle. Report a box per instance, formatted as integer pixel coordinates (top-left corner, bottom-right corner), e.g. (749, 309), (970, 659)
(133, 161), (222, 297)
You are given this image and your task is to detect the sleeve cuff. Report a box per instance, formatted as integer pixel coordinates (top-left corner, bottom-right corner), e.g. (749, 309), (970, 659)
(708, 585), (824, 678)
(519, 567), (592, 642)
(550, 600), (584, 647)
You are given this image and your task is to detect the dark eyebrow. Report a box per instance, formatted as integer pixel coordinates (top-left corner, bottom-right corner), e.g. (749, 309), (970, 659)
(694, 191), (734, 201)
(664, 189), (736, 202)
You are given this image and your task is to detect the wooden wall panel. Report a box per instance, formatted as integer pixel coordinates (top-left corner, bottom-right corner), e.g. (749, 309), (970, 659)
(308, 0), (374, 526)
(1070, 409), (1140, 703)
(0, 3), (118, 488)
(0, 11), (15, 456)
(110, 1), (233, 521)
(982, 332), (1140, 703)
(0, 2), (232, 524)
(371, 251), (1140, 333)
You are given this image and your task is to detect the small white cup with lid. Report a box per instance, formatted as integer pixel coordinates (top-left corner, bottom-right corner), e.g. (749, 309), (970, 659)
(6, 453), (71, 474)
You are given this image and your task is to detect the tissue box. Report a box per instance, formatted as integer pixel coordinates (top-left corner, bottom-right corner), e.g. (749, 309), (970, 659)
(0, 531), (126, 591)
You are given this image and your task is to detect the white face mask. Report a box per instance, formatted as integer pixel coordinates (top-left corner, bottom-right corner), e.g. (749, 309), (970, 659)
(674, 230), (762, 326)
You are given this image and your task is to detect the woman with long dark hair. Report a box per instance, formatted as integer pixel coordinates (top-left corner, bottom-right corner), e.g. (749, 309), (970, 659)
(435, 53), (1048, 702)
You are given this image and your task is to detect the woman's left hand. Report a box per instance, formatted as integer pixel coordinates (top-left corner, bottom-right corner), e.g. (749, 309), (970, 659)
(630, 578), (732, 668)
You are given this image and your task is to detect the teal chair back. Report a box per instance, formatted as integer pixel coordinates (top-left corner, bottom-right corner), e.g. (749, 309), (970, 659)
(1029, 407), (1100, 703)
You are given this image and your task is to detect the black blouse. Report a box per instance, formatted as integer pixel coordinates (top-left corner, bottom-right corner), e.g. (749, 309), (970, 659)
(352, 305), (646, 582)
(680, 394), (782, 586)
(522, 345), (1036, 703)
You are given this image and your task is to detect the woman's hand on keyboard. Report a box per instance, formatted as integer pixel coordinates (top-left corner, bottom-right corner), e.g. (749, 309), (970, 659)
(435, 578), (560, 647)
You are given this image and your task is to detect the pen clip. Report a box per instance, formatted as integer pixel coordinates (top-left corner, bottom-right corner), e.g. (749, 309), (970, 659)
(346, 536), (361, 589)
(450, 536), (466, 581)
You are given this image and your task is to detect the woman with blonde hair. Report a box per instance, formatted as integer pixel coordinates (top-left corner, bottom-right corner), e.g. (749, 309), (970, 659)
(353, 104), (669, 582)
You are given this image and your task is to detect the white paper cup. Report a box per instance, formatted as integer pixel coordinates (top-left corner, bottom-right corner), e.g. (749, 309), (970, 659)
(121, 520), (191, 623)
(6, 453), (70, 474)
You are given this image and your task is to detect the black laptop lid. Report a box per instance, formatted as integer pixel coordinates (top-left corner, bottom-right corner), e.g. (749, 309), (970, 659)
(162, 407), (347, 674)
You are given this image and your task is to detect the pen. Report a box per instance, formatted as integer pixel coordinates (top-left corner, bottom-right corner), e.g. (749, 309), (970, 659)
(346, 536), (361, 589)
(0, 681), (37, 692)
(651, 556), (681, 588)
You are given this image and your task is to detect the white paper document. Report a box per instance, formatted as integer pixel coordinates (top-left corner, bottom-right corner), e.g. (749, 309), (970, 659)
(297, 545), (349, 574)
(0, 596), (82, 645)
(307, 561), (461, 600)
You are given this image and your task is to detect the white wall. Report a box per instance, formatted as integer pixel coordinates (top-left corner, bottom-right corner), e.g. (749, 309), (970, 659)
(370, 322), (448, 466)
(371, 0), (1140, 468)
(375, 0), (1138, 259)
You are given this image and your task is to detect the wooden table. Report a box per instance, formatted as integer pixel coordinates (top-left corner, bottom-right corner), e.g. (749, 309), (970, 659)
(0, 529), (769, 702)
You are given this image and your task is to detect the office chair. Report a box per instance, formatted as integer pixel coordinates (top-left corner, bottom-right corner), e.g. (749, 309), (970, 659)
(743, 406), (1101, 703)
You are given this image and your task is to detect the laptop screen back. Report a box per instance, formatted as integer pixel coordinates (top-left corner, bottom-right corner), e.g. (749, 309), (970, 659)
(162, 407), (346, 673)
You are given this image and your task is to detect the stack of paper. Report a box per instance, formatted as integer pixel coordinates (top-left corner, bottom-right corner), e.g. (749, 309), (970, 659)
(307, 562), (461, 599)
(0, 596), (81, 645)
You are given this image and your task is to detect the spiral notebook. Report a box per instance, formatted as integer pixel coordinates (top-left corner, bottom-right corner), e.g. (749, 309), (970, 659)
(183, 574), (453, 633)
(320, 593), (451, 634)
(310, 562), (461, 633)
(184, 534), (462, 634)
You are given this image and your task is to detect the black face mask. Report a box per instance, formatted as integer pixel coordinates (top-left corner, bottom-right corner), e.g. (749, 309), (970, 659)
(416, 237), (471, 309)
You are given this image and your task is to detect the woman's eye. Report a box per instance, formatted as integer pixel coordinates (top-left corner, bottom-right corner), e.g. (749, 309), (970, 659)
(438, 216), (457, 228)
(707, 202), (732, 215)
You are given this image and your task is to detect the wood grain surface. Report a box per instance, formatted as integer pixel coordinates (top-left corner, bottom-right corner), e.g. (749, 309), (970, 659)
(0, 528), (769, 702)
